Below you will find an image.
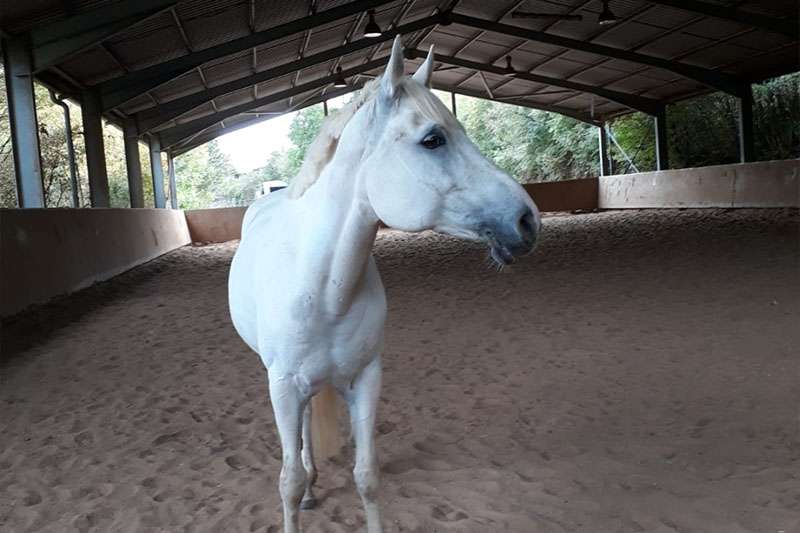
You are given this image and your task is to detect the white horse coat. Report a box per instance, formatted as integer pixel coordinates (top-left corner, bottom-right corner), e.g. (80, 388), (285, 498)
(228, 37), (540, 533)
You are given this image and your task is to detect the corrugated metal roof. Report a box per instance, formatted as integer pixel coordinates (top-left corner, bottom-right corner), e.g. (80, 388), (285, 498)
(1, 0), (796, 153)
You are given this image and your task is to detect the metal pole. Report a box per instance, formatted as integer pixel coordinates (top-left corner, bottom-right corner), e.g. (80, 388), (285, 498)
(48, 90), (80, 208)
(654, 108), (669, 171)
(148, 135), (166, 208)
(2, 37), (45, 207)
(737, 83), (755, 163)
(451, 91), (457, 118)
(607, 124), (639, 174)
(323, 99), (329, 117)
(598, 123), (611, 176)
(167, 151), (178, 209)
(123, 118), (144, 207)
(81, 89), (110, 207)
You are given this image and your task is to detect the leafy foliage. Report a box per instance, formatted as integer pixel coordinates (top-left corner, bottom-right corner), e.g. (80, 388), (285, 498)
(608, 73), (800, 173)
(0, 65), (158, 208)
(1, 68), (798, 209)
(457, 95), (599, 182)
(172, 105), (327, 209)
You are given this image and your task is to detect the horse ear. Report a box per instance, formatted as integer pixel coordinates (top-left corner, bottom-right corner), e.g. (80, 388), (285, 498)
(381, 35), (404, 100)
(412, 45), (435, 88)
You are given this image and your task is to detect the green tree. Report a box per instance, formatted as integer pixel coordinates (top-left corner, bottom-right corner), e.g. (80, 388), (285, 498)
(754, 74), (800, 161)
(174, 139), (264, 208)
(609, 72), (799, 173)
(457, 95), (598, 182)
(285, 105), (326, 178)
(174, 144), (216, 209)
(1, 65), (17, 208)
(2, 71), (798, 210)
(104, 123), (131, 208)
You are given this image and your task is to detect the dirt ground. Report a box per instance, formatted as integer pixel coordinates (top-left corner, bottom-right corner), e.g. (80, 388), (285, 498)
(1, 209), (799, 533)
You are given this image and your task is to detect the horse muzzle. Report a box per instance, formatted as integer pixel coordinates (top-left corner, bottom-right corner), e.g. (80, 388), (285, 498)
(483, 205), (540, 265)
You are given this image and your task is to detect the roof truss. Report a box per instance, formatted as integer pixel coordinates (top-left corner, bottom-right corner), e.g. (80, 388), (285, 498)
(447, 13), (746, 96)
(647, 0), (797, 39)
(407, 49), (664, 116)
(171, 82), (366, 155)
(165, 65), (607, 151)
(133, 14), (441, 133)
(26, 0), (176, 72)
(158, 58), (388, 147)
(171, 77), (603, 156)
(95, 0), (398, 110)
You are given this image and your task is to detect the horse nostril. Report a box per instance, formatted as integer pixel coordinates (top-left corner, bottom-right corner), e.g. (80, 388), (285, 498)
(517, 208), (536, 242)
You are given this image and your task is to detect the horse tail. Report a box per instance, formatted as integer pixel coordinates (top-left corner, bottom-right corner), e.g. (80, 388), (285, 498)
(310, 384), (342, 461)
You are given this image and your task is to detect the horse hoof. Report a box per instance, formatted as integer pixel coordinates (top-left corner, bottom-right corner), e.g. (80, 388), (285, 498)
(300, 497), (316, 510)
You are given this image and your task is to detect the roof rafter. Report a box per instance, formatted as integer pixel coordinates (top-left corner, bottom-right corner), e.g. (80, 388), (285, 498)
(407, 49), (664, 116)
(25, 0), (176, 72)
(168, 64), (608, 152)
(446, 12), (746, 96)
(407, 0), (461, 50)
(158, 58), (388, 147)
(647, 0), (797, 39)
(132, 14), (441, 133)
(171, 82), (366, 155)
(172, 76), (603, 155)
(159, 39), (656, 147)
(95, 0), (398, 110)
(441, 84), (602, 127)
(450, 0), (525, 57)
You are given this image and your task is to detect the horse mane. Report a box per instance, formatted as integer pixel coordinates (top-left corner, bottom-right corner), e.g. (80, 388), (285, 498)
(287, 79), (381, 199)
(286, 76), (459, 199)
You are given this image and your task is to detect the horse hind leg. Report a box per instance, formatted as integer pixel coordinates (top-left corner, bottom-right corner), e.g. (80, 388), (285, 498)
(268, 374), (308, 533)
(299, 403), (317, 510)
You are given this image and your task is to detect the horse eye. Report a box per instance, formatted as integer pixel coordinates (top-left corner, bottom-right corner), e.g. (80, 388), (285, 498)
(420, 133), (445, 149)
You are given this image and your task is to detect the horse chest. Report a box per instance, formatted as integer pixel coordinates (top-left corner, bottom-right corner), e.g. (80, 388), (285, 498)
(257, 272), (386, 381)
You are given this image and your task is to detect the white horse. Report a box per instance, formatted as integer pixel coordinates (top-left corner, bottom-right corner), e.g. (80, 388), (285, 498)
(228, 37), (540, 533)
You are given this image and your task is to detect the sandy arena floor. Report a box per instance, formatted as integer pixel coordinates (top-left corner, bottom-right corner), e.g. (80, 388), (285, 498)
(1, 209), (799, 533)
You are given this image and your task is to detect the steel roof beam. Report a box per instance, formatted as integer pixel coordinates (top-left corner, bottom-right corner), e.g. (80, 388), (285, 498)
(447, 13), (745, 96)
(156, 35), (637, 145)
(408, 0), (461, 50)
(158, 58), (388, 147)
(27, 0), (176, 72)
(96, 0), (397, 111)
(407, 49), (664, 116)
(170, 83), (365, 155)
(647, 0), (797, 39)
(440, 84), (602, 127)
(171, 70), (604, 154)
(132, 15), (440, 133)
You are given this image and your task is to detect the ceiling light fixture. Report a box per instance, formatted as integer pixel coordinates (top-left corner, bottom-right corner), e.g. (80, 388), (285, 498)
(598, 0), (620, 25)
(333, 67), (348, 88)
(504, 56), (516, 76)
(363, 9), (382, 38)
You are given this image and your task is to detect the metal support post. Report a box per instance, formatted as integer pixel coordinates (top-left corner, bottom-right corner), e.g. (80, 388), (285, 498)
(2, 37), (45, 207)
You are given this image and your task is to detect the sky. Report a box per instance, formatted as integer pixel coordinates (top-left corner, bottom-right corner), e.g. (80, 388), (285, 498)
(217, 113), (295, 173)
(216, 94), (351, 173)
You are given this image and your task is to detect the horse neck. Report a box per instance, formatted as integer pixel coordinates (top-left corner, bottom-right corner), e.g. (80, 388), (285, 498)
(296, 113), (381, 313)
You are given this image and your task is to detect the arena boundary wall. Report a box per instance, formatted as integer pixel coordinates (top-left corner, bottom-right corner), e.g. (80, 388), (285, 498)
(1, 209), (191, 317)
(2, 159), (796, 317)
(599, 159), (799, 209)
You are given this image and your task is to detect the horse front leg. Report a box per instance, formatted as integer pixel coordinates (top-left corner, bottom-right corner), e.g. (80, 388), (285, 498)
(344, 357), (383, 533)
(299, 403), (317, 509)
(268, 374), (308, 533)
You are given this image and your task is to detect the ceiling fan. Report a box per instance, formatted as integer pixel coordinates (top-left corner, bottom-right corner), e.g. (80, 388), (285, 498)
(511, 11), (583, 22)
(511, 0), (620, 25)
